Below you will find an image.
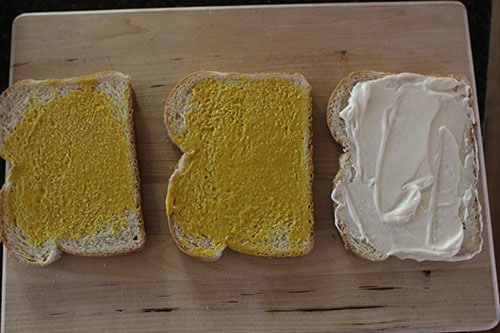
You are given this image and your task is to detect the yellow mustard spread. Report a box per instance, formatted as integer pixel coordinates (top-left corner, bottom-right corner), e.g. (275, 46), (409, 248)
(2, 77), (137, 247)
(166, 76), (313, 257)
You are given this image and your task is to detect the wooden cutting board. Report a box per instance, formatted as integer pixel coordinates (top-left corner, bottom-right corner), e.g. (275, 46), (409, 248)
(2, 3), (499, 332)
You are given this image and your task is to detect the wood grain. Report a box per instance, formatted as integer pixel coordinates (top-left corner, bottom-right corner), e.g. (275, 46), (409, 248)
(2, 3), (499, 332)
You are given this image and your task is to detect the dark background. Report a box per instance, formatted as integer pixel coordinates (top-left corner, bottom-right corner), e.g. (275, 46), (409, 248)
(0, 1), (494, 322)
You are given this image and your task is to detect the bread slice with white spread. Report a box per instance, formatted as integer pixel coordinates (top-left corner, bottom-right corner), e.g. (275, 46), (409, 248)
(328, 71), (482, 262)
(0, 71), (146, 266)
(165, 71), (314, 261)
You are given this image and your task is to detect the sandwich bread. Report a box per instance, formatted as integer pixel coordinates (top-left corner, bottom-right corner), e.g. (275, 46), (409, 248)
(165, 71), (314, 261)
(0, 71), (146, 265)
(328, 71), (482, 262)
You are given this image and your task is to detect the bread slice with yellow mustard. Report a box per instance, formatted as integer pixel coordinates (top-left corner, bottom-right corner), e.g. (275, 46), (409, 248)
(165, 71), (314, 261)
(0, 71), (146, 266)
(328, 71), (482, 262)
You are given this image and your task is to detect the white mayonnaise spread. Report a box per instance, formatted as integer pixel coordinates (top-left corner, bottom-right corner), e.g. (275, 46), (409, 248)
(332, 73), (479, 261)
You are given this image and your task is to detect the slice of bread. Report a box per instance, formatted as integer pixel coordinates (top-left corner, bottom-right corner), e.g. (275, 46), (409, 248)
(165, 71), (314, 261)
(0, 71), (146, 266)
(328, 71), (482, 261)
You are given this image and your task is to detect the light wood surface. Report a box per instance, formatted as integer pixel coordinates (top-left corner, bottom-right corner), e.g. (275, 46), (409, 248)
(2, 3), (499, 332)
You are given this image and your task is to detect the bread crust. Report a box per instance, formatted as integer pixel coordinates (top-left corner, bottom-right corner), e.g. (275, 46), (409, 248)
(164, 71), (314, 260)
(0, 71), (146, 266)
(327, 70), (482, 261)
